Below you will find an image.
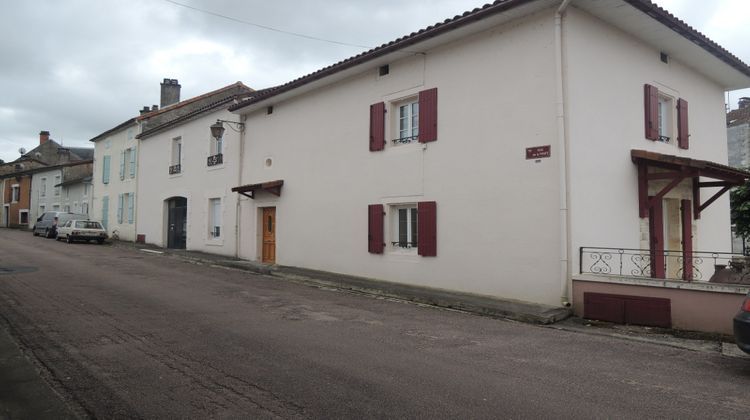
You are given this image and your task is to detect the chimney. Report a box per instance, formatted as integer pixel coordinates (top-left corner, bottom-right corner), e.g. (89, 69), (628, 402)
(160, 78), (181, 108)
(740, 97), (750, 109)
(139, 106), (151, 116)
(152, 104), (158, 111)
(39, 130), (50, 145)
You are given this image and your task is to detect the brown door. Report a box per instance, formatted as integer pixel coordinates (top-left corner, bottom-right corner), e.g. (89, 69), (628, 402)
(262, 207), (276, 264)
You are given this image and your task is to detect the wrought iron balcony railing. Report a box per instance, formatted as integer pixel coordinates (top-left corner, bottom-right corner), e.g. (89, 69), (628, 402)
(580, 247), (750, 283)
(392, 241), (418, 249)
(207, 153), (223, 167)
(392, 135), (419, 145)
(169, 164), (181, 175)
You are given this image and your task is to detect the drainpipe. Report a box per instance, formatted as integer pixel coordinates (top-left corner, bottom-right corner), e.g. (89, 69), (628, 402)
(556, 0), (572, 307)
(235, 112), (246, 258)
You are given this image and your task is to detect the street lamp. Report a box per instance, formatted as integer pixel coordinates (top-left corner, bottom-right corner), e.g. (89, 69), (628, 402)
(210, 119), (245, 140)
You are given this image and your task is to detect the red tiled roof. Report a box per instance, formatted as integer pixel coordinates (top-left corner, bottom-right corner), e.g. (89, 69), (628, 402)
(230, 0), (750, 113)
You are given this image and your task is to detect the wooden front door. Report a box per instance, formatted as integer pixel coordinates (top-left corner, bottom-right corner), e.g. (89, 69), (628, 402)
(262, 207), (276, 264)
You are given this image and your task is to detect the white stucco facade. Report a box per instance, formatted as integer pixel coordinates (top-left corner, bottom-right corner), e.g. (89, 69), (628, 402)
(564, 7), (734, 277)
(235, 9), (564, 305)
(136, 108), (241, 257)
(30, 167), (63, 223)
(229, 3), (750, 307)
(91, 122), (140, 241)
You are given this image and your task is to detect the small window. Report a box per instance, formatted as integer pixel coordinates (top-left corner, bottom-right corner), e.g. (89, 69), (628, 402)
(379, 65), (389, 76)
(54, 176), (61, 196)
(209, 198), (221, 238)
(19, 210), (29, 225)
(41, 178), (47, 197)
(391, 204), (418, 250)
(81, 202), (89, 214)
(394, 99), (419, 144)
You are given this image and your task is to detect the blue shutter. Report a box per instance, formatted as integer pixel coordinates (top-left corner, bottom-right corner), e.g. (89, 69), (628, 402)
(119, 151), (125, 180)
(102, 156), (111, 184)
(127, 193), (134, 224)
(117, 193), (123, 224)
(130, 147), (137, 178)
(101, 196), (109, 230)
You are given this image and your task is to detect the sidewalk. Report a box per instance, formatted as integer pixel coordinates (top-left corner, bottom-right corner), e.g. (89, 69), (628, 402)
(115, 241), (750, 358)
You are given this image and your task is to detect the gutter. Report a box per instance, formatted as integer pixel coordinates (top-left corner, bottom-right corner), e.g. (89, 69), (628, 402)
(556, 0), (572, 307)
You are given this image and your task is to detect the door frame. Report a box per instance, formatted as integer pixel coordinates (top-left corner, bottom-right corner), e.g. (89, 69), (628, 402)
(165, 196), (187, 249)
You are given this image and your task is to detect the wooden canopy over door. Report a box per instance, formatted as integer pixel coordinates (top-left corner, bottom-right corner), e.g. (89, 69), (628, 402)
(632, 149), (750, 280)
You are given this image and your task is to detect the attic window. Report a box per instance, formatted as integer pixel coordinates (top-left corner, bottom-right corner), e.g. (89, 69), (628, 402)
(267, 106), (273, 115)
(379, 65), (390, 76)
(660, 52), (669, 64)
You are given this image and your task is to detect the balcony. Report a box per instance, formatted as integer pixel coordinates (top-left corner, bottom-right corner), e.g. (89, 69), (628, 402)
(207, 153), (223, 167)
(580, 247), (750, 283)
(169, 164), (181, 175)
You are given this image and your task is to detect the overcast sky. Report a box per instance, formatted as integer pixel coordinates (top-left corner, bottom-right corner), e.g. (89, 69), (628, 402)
(1, 0), (748, 163)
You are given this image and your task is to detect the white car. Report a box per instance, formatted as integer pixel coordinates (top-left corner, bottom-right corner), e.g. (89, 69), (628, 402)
(56, 220), (108, 244)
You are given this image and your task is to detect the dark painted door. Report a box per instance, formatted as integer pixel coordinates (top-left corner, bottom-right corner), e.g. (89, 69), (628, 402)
(167, 197), (187, 249)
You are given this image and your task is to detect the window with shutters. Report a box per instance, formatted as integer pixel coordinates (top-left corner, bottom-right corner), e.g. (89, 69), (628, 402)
(644, 84), (688, 149)
(370, 201), (436, 257)
(122, 147), (137, 179)
(101, 196), (109, 230)
(370, 87), (438, 152)
(127, 193), (134, 224)
(40, 178), (47, 197)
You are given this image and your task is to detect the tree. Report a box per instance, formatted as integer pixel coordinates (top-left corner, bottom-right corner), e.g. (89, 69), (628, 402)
(731, 182), (750, 241)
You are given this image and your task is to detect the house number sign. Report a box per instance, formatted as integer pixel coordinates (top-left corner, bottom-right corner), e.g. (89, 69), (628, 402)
(526, 145), (551, 160)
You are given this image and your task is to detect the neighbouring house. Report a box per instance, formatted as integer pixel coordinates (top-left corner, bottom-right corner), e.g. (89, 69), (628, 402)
(90, 117), (142, 239)
(0, 131), (93, 228)
(30, 160), (93, 223)
(226, 0), (750, 334)
(135, 82), (254, 254)
(727, 97), (750, 252)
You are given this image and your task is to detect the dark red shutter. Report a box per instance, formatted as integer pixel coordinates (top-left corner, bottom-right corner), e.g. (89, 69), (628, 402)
(681, 199), (693, 280)
(417, 201), (436, 256)
(418, 88), (438, 143)
(369, 102), (385, 151)
(368, 204), (384, 254)
(677, 98), (689, 149)
(644, 84), (659, 141)
(648, 197), (665, 279)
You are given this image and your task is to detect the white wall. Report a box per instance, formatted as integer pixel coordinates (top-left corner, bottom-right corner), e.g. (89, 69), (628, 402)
(30, 168), (62, 224)
(136, 108), (240, 256)
(237, 9), (564, 305)
(92, 124), (139, 241)
(59, 182), (91, 215)
(565, 7), (733, 275)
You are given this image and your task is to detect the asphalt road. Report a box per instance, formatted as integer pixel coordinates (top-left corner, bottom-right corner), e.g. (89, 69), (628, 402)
(1, 228), (750, 419)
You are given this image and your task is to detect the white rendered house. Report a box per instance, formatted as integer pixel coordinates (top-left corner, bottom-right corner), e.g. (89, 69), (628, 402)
(135, 83), (253, 255)
(227, 0), (750, 331)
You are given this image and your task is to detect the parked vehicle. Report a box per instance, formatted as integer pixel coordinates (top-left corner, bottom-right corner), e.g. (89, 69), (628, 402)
(733, 292), (750, 354)
(56, 220), (108, 244)
(33, 212), (88, 238)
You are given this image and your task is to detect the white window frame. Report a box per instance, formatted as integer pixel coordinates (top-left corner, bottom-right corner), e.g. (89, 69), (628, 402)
(657, 94), (674, 144)
(172, 137), (182, 167)
(389, 204), (418, 254)
(11, 184), (20, 203)
(19, 209), (29, 225)
(393, 98), (419, 145)
(54, 175), (61, 196)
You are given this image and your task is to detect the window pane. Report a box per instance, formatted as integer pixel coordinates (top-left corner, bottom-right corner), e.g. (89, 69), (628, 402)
(399, 208), (408, 246)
